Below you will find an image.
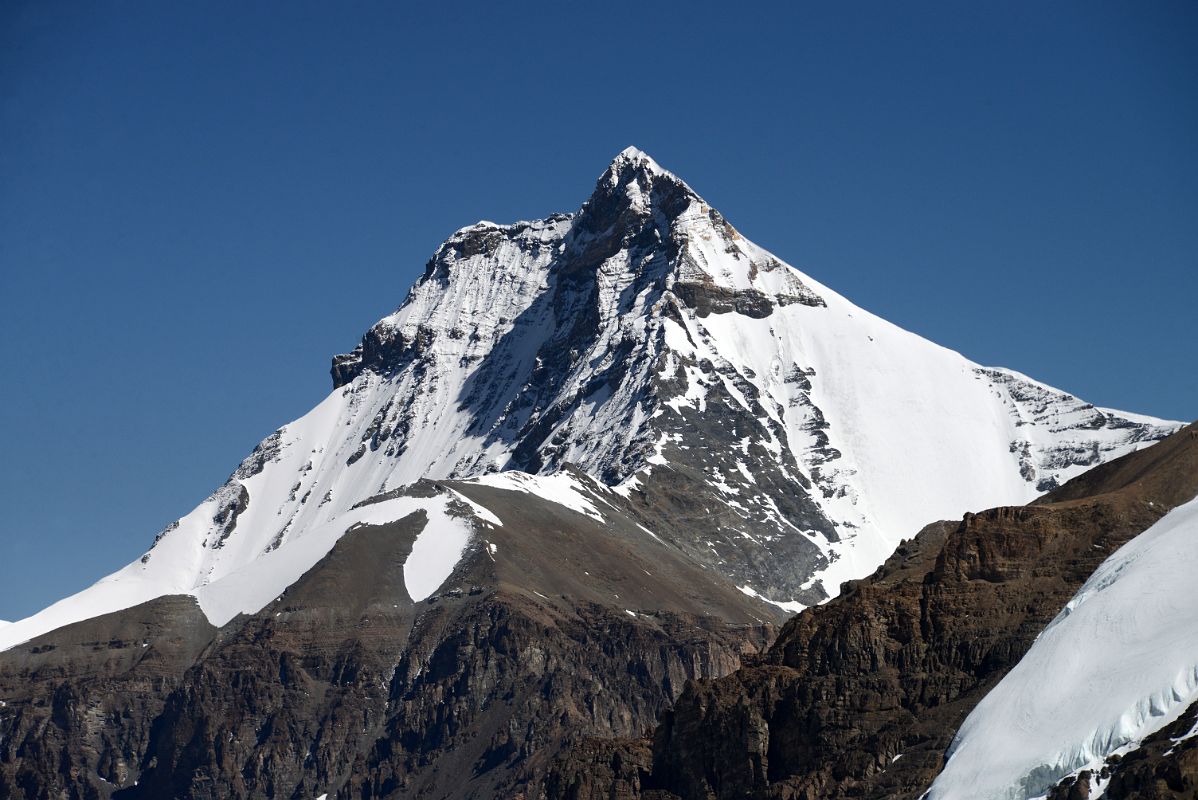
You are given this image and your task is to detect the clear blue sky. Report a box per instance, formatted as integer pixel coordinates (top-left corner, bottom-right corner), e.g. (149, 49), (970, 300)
(1, 1), (1194, 619)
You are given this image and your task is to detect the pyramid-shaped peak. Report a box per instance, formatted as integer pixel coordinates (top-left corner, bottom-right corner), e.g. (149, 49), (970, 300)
(613, 145), (664, 171)
(602, 146), (692, 186)
(590, 146), (701, 218)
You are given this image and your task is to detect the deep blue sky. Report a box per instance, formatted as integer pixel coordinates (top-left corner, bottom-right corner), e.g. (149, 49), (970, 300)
(1, 1), (1194, 619)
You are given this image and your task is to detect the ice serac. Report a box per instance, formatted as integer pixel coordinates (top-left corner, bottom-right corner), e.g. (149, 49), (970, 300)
(0, 147), (1180, 651)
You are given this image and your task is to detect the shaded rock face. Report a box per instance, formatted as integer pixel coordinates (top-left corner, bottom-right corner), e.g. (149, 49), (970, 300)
(115, 595), (758, 800)
(0, 486), (775, 799)
(0, 595), (216, 799)
(546, 422), (1198, 800)
(632, 298), (838, 603)
(344, 599), (762, 800)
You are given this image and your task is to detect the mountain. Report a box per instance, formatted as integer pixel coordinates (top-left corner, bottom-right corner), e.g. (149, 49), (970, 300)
(546, 421), (1198, 800)
(0, 148), (1177, 654)
(0, 149), (1183, 799)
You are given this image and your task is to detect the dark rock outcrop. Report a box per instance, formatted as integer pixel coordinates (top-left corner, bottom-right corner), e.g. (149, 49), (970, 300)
(0, 595), (216, 799)
(0, 484), (776, 799)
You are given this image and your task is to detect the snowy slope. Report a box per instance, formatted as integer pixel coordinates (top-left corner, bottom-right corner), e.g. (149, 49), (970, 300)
(0, 147), (1179, 651)
(928, 496), (1198, 800)
(661, 286), (1172, 595)
(468, 472), (609, 522)
(0, 491), (476, 650)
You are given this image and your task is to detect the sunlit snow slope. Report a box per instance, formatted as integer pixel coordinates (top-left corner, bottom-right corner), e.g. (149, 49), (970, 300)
(0, 490), (476, 650)
(929, 495), (1198, 800)
(0, 148), (1180, 651)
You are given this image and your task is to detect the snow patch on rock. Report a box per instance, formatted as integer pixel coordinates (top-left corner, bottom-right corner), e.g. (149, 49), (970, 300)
(737, 585), (806, 614)
(0, 494), (477, 650)
(468, 472), (606, 522)
(403, 506), (474, 602)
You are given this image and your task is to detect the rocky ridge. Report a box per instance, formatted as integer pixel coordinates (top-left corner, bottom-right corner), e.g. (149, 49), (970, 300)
(546, 421), (1198, 800)
(0, 482), (776, 799)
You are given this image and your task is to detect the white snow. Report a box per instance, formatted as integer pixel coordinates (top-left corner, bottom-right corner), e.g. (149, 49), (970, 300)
(928, 496), (1198, 800)
(403, 506), (473, 601)
(609, 473), (643, 498)
(686, 287), (1178, 603)
(447, 489), (503, 526)
(635, 523), (663, 543)
(737, 585), (806, 614)
(468, 472), (606, 522)
(0, 494), (476, 650)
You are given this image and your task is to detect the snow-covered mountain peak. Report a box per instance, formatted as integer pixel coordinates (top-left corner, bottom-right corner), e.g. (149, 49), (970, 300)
(330, 150), (817, 392)
(159, 151), (1186, 611)
(615, 144), (655, 162)
(580, 146), (700, 237)
(607, 145), (674, 182)
(0, 150), (1181, 652)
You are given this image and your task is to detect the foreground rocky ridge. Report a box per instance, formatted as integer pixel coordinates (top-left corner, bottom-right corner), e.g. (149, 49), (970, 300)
(547, 421), (1198, 800)
(0, 482), (777, 799)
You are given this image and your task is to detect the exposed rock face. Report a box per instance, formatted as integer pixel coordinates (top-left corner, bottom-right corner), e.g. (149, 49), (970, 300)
(547, 422), (1198, 800)
(0, 484), (776, 799)
(0, 596), (216, 799)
